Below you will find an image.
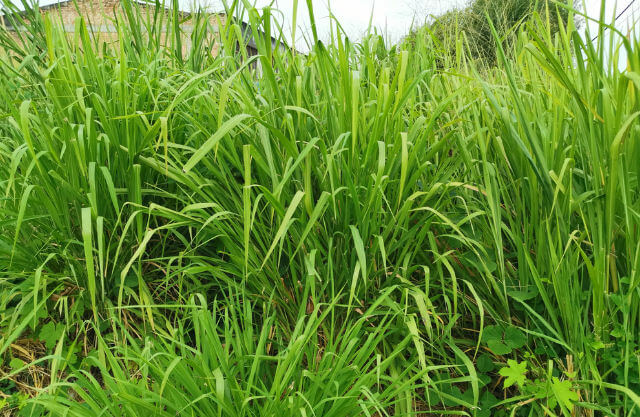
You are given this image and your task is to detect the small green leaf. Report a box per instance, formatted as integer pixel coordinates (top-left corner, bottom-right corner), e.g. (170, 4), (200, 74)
(123, 272), (139, 289)
(39, 321), (65, 350)
(478, 373), (492, 388)
(504, 326), (526, 349)
(508, 288), (538, 301)
(477, 353), (495, 373)
(499, 360), (528, 388)
(478, 390), (499, 417)
(482, 325), (504, 343)
(9, 357), (25, 370)
(482, 325), (526, 355)
(487, 340), (511, 355)
(551, 377), (578, 411)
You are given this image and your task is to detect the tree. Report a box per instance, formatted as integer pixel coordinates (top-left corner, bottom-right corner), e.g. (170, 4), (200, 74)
(406, 0), (580, 64)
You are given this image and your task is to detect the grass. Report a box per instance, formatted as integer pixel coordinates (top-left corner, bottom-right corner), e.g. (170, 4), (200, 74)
(0, 0), (639, 415)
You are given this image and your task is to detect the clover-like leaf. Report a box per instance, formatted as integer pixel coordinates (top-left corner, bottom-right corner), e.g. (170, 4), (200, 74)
(499, 359), (528, 388)
(482, 325), (503, 342)
(487, 339), (511, 355)
(482, 325), (527, 355)
(482, 325), (509, 354)
(504, 326), (526, 349)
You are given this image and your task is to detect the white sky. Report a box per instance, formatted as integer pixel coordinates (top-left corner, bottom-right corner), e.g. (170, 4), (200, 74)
(218, 0), (635, 52)
(260, 0), (470, 48)
(581, 0), (639, 65)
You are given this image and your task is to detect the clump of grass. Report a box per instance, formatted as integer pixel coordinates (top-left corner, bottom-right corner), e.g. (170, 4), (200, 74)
(1, 0), (639, 416)
(29, 291), (430, 416)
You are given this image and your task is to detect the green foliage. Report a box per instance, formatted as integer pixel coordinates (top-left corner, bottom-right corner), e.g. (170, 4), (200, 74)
(9, 357), (25, 371)
(33, 293), (424, 416)
(482, 324), (527, 355)
(37, 322), (64, 350)
(407, 0), (578, 64)
(550, 377), (579, 411)
(499, 359), (528, 388)
(496, 361), (581, 413)
(0, 0), (639, 416)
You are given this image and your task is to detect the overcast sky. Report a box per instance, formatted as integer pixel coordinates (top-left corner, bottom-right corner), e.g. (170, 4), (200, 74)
(211, 0), (635, 52)
(254, 0), (470, 48)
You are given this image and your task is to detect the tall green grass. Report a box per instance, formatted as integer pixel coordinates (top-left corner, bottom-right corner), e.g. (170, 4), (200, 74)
(1, 0), (639, 415)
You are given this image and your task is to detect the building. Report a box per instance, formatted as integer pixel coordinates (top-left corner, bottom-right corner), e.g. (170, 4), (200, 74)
(0, 0), (284, 58)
